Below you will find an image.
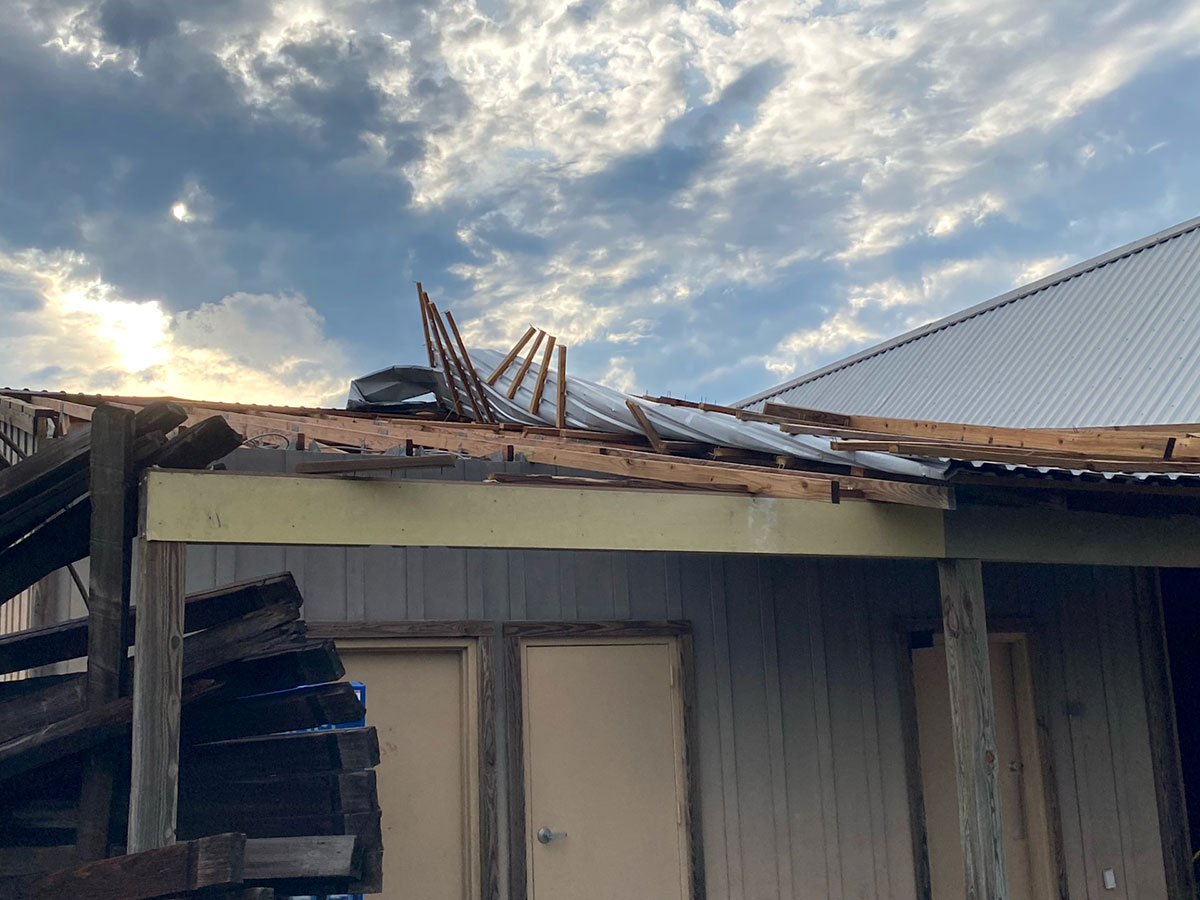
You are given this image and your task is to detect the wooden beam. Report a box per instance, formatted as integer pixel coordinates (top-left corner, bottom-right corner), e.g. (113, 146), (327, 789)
(18, 832), (246, 900)
(424, 294), (464, 417)
(505, 330), (546, 399)
(77, 405), (137, 861)
(429, 299), (486, 422)
(139, 469), (946, 558)
(556, 344), (567, 429)
(416, 282), (436, 368)
(625, 400), (668, 454)
(292, 453), (458, 475)
(127, 537), (185, 853)
(769, 401), (1181, 459)
(937, 559), (1008, 900)
(528, 335), (557, 416)
(446, 310), (496, 424)
(486, 327), (536, 385)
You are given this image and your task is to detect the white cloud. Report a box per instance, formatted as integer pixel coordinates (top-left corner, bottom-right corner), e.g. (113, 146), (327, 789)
(0, 247), (351, 405)
(600, 356), (637, 394)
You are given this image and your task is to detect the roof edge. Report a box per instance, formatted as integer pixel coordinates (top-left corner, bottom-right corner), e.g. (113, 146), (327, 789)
(735, 212), (1200, 409)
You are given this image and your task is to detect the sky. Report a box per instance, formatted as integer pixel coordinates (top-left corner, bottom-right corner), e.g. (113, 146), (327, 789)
(3, 0), (1200, 407)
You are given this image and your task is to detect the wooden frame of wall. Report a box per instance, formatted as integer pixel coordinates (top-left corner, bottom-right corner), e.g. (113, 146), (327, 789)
(894, 616), (1070, 900)
(306, 620), (501, 900)
(502, 621), (705, 900)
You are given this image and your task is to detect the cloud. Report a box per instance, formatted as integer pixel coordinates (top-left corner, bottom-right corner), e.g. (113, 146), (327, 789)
(0, 246), (351, 405)
(600, 355), (637, 394)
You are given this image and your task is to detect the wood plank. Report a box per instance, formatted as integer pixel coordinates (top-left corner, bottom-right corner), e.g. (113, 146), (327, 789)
(425, 295), (464, 417)
(938, 559), (1008, 900)
(429, 299), (486, 422)
(416, 282), (436, 368)
(485, 326), (536, 385)
(181, 681), (365, 744)
(769, 402), (1181, 459)
(292, 453), (458, 475)
(625, 400), (668, 454)
(505, 330), (546, 399)
(242, 834), (363, 893)
(77, 407), (138, 860)
(556, 344), (567, 429)
(17, 832), (245, 900)
(0, 573), (301, 676)
(127, 539), (185, 853)
(446, 310), (496, 423)
(528, 334), (556, 415)
(180, 727), (380, 780)
(202, 641), (344, 698)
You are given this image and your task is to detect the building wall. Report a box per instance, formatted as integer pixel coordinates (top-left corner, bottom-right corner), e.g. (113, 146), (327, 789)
(41, 449), (1172, 899)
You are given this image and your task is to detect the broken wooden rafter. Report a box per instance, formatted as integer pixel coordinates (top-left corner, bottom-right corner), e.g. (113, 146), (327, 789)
(528, 334), (557, 416)
(416, 282), (436, 368)
(625, 400), (668, 454)
(486, 326), (537, 385)
(445, 309), (496, 423)
(422, 293), (464, 418)
(556, 344), (567, 429)
(428, 298), (487, 423)
(506, 330), (547, 399)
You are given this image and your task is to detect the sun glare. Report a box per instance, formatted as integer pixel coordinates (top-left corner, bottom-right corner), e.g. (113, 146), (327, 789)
(171, 202), (189, 222)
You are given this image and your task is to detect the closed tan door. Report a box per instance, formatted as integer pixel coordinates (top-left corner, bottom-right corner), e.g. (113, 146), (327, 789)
(522, 640), (690, 900)
(913, 636), (1054, 900)
(340, 643), (480, 900)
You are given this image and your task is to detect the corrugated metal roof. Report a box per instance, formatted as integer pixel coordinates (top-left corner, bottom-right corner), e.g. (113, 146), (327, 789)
(739, 215), (1200, 427)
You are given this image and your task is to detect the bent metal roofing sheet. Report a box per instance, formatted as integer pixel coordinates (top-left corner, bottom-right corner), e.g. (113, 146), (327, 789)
(739, 215), (1200, 428)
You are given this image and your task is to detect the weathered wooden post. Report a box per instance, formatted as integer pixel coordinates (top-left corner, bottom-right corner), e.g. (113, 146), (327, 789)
(938, 558), (1009, 900)
(76, 405), (135, 860)
(127, 472), (186, 853)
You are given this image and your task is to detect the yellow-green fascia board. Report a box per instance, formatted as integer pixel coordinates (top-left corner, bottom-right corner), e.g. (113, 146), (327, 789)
(140, 469), (944, 559)
(140, 469), (1200, 566)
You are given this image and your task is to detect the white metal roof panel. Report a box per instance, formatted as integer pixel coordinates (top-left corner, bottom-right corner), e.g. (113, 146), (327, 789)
(739, 216), (1200, 428)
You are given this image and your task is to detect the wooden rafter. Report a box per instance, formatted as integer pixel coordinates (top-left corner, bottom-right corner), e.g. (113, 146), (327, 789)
(528, 335), (557, 415)
(486, 327), (537, 386)
(506, 331), (546, 399)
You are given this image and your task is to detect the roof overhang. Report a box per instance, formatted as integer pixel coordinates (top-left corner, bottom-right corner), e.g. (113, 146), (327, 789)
(141, 469), (1200, 567)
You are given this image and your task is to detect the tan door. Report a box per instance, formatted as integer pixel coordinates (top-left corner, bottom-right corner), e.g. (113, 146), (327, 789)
(913, 636), (1054, 900)
(521, 639), (690, 900)
(339, 642), (480, 900)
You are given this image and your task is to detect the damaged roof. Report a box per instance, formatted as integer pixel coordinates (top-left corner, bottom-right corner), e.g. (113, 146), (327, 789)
(738, 215), (1200, 428)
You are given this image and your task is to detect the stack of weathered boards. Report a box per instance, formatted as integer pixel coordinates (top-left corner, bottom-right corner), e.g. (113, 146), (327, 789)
(0, 404), (382, 897)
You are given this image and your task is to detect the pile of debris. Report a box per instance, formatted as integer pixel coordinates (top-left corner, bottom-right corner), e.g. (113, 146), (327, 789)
(0, 405), (381, 897)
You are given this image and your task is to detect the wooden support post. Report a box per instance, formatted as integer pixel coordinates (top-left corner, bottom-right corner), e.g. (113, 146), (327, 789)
(127, 534), (186, 853)
(938, 558), (1008, 900)
(556, 344), (567, 429)
(77, 406), (137, 861)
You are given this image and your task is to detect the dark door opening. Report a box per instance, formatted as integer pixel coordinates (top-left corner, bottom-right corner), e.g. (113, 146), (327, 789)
(1157, 569), (1200, 892)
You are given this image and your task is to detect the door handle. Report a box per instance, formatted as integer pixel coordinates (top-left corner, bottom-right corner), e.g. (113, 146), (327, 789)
(537, 827), (567, 844)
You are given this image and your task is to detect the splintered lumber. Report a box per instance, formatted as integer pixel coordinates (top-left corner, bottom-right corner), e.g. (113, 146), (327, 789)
(446, 310), (495, 423)
(625, 400), (668, 454)
(0, 416), (243, 604)
(14, 832), (246, 900)
(0, 673), (85, 742)
(292, 453), (457, 475)
(243, 835), (363, 893)
(180, 728), (380, 780)
(766, 401), (1180, 460)
(0, 573), (301, 676)
(128, 539), (185, 853)
(0, 401), (185, 518)
(416, 282), (436, 368)
(528, 335), (557, 415)
(506, 330), (546, 399)
(205, 642), (343, 698)
(429, 300), (486, 422)
(556, 344), (567, 429)
(182, 682), (365, 744)
(181, 602), (306, 680)
(424, 294), (464, 417)
(179, 772), (377, 821)
(152, 416), (242, 469)
(486, 326), (537, 385)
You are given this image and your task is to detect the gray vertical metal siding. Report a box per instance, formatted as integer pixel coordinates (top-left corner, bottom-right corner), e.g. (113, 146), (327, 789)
(742, 218), (1200, 428)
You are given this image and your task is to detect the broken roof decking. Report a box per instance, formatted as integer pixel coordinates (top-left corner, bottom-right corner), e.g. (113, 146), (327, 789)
(739, 215), (1200, 428)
